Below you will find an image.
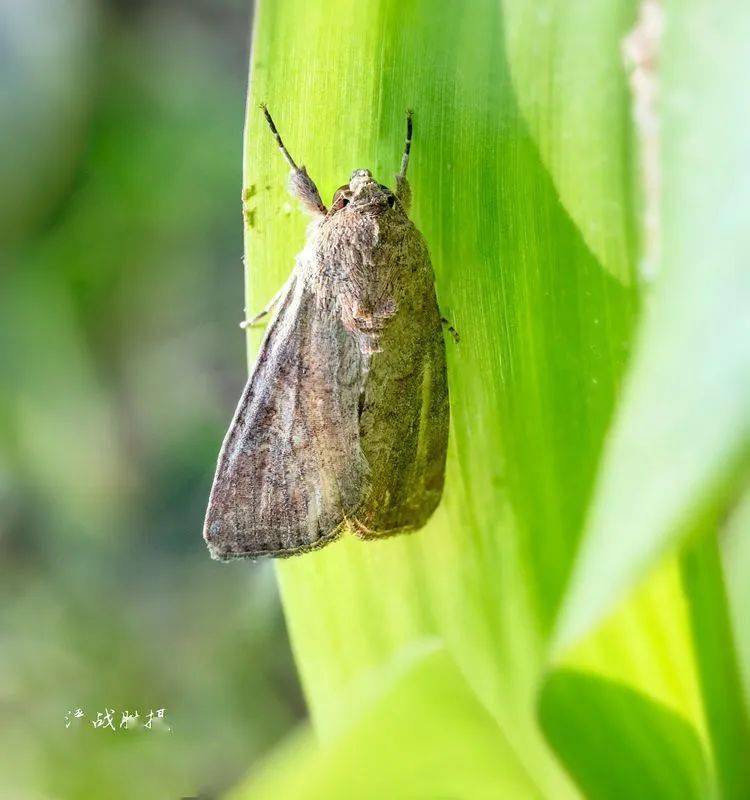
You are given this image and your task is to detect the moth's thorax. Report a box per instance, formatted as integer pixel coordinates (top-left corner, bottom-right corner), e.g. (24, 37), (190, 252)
(301, 172), (418, 355)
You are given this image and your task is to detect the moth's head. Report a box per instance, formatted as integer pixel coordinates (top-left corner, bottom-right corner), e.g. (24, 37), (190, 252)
(328, 169), (400, 217)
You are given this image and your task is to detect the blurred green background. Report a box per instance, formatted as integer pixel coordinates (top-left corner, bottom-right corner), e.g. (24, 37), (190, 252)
(4, 1), (750, 798)
(0, 2), (303, 798)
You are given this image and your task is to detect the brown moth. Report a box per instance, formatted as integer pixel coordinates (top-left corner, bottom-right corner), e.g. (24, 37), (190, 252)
(203, 107), (453, 560)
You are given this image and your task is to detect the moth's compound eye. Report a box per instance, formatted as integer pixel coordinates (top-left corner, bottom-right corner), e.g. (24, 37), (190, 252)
(330, 186), (351, 214)
(387, 194), (396, 208)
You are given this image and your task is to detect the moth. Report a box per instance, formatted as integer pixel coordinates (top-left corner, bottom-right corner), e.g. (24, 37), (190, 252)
(203, 106), (453, 560)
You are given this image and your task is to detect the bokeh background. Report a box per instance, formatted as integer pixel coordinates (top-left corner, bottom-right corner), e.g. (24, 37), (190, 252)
(1, 2), (303, 798)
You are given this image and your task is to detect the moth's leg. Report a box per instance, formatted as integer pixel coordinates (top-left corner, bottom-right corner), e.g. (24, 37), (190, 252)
(261, 104), (327, 217)
(240, 283), (286, 329)
(441, 316), (460, 344)
(395, 109), (413, 213)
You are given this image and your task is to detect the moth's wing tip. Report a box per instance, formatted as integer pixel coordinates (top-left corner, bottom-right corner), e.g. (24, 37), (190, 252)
(204, 527), (237, 562)
(203, 530), (263, 563)
(206, 544), (236, 563)
(202, 514), (240, 562)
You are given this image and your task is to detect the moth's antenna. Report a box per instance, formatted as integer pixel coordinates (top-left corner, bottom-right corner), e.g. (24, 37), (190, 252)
(261, 103), (327, 217)
(398, 109), (413, 179)
(261, 104), (298, 171)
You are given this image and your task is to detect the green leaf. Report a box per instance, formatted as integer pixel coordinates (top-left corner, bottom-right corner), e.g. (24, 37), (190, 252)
(539, 669), (711, 799)
(681, 532), (750, 799)
(501, 0), (638, 284)
(554, 0), (750, 650)
(230, 645), (541, 799)
(238, 0), (720, 796)
(722, 489), (750, 705)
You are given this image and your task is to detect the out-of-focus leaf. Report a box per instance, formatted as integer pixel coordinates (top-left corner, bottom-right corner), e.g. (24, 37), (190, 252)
(554, 0), (750, 650)
(231, 645), (540, 800)
(539, 669), (710, 799)
(681, 532), (750, 799)
(550, 559), (704, 737)
(722, 489), (750, 703)
(501, 0), (638, 284)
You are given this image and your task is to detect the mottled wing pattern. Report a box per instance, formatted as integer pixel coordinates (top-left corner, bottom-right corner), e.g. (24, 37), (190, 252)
(203, 272), (367, 560)
(353, 235), (449, 536)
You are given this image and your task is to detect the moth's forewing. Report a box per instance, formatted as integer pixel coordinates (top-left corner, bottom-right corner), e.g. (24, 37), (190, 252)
(203, 273), (367, 560)
(353, 231), (449, 536)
